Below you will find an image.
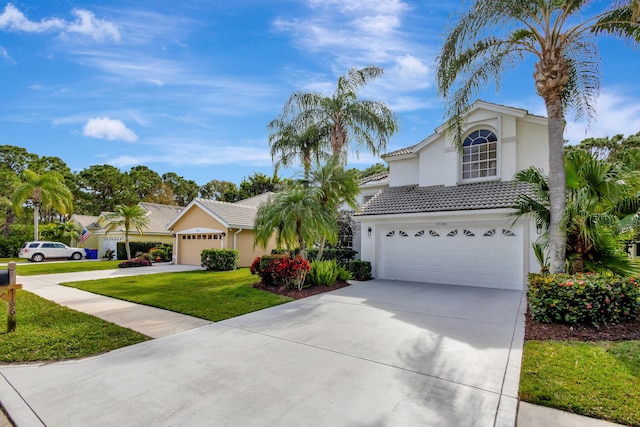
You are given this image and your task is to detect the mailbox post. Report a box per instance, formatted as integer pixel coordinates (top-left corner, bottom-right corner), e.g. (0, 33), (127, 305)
(0, 262), (22, 332)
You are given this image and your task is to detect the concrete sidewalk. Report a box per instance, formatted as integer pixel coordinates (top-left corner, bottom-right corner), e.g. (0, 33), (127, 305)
(16, 264), (210, 338)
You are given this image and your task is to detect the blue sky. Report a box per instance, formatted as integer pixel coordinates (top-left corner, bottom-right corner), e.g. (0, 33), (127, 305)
(1, 1), (639, 185)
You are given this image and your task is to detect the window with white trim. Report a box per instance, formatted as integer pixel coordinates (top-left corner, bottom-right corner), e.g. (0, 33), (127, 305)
(462, 129), (498, 180)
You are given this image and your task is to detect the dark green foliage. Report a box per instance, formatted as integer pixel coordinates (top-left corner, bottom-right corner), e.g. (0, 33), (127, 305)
(116, 241), (166, 260)
(307, 248), (357, 267)
(201, 249), (239, 271)
(349, 260), (372, 281)
(528, 273), (640, 325)
(118, 258), (152, 268)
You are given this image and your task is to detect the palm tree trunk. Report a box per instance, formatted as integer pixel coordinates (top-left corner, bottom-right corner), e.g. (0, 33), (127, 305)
(125, 228), (132, 260)
(545, 97), (567, 274)
(33, 203), (40, 241)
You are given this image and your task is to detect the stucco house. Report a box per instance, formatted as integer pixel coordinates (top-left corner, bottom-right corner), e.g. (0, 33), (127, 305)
(166, 193), (276, 267)
(72, 202), (181, 258)
(355, 100), (549, 290)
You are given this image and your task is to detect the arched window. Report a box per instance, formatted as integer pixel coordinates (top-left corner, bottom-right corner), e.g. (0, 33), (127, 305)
(462, 129), (498, 180)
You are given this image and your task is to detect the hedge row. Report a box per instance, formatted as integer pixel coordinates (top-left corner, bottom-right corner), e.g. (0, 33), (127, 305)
(528, 273), (640, 326)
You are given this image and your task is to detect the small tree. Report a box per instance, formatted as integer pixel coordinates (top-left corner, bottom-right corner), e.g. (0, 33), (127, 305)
(104, 205), (150, 260)
(12, 170), (73, 241)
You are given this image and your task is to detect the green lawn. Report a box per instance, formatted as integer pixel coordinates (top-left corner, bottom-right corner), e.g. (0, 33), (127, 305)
(520, 340), (640, 426)
(0, 290), (148, 363)
(0, 258), (23, 263)
(15, 260), (122, 276)
(63, 268), (293, 322)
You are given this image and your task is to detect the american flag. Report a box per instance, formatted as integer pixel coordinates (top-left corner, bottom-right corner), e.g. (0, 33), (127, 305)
(78, 228), (92, 244)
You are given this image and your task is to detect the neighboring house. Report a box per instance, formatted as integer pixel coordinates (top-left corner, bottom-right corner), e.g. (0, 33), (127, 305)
(72, 203), (181, 258)
(355, 100), (549, 290)
(166, 195), (277, 267)
(70, 214), (100, 249)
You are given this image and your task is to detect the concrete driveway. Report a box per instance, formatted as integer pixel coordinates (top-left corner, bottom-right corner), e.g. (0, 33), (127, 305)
(0, 279), (525, 427)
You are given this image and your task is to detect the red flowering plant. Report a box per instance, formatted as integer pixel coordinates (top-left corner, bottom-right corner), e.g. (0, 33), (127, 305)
(527, 273), (640, 325)
(250, 255), (311, 290)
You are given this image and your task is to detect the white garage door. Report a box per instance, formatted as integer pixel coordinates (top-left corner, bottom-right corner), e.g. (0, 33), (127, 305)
(378, 224), (523, 290)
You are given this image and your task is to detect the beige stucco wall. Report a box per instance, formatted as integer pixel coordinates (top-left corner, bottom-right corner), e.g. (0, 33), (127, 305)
(170, 204), (277, 267)
(516, 120), (549, 174)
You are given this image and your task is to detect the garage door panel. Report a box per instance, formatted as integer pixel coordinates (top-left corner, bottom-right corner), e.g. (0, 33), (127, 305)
(378, 223), (523, 290)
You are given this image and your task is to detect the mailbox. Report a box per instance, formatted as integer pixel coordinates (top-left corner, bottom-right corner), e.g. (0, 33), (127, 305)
(0, 270), (9, 286)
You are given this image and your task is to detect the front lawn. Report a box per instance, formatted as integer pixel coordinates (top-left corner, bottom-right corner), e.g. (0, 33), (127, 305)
(15, 260), (122, 276)
(63, 268), (293, 322)
(520, 340), (640, 426)
(0, 290), (148, 363)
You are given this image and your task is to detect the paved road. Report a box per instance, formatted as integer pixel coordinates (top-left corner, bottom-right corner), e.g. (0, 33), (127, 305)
(0, 279), (526, 426)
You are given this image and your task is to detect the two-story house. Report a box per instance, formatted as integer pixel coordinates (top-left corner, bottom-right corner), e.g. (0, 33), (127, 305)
(355, 101), (549, 290)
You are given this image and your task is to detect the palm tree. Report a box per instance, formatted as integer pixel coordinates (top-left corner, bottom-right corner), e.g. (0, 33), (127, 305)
(436, 1), (640, 273)
(254, 186), (337, 259)
(269, 121), (331, 181)
(513, 150), (640, 275)
(307, 159), (359, 259)
(104, 204), (150, 260)
(271, 66), (398, 163)
(12, 170), (73, 241)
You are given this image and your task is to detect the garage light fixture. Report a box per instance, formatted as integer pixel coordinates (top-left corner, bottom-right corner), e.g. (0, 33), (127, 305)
(368, 227), (372, 237)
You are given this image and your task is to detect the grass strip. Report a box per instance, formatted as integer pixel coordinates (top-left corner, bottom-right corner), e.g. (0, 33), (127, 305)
(15, 260), (122, 276)
(63, 268), (292, 322)
(0, 290), (148, 363)
(520, 340), (640, 426)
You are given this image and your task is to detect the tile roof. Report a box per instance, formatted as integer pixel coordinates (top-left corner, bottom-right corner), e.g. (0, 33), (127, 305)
(139, 203), (184, 233)
(382, 144), (417, 158)
(355, 180), (535, 216)
(236, 192), (274, 207)
(71, 214), (100, 229)
(358, 172), (389, 185)
(196, 198), (258, 228)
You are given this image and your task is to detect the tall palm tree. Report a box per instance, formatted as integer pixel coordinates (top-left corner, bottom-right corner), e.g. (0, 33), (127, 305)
(437, 1), (640, 273)
(12, 170), (73, 241)
(513, 150), (640, 275)
(104, 204), (150, 260)
(269, 121), (331, 181)
(254, 186), (337, 259)
(271, 66), (398, 163)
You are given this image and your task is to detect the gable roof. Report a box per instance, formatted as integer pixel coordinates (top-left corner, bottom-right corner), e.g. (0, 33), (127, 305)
(71, 214), (100, 229)
(167, 198), (259, 230)
(382, 100), (547, 160)
(139, 202), (184, 233)
(355, 180), (535, 216)
(236, 192), (273, 207)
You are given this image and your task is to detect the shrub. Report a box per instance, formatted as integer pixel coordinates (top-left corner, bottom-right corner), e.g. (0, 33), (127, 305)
(349, 260), (372, 281)
(308, 260), (340, 287)
(103, 249), (116, 260)
(118, 258), (152, 268)
(149, 248), (170, 262)
(201, 249), (239, 271)
(528, 273), (640, 326)
(307, 248), (357, 267)
(336, 264), (353, 281)
(117, 242), (167, 260)
(251, 255), (310, 290)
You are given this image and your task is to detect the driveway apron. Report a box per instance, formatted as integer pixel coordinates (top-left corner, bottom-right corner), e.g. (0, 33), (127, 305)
(0, 279), (525, 427)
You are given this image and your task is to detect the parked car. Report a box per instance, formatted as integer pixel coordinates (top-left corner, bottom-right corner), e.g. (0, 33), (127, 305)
(18, 241), (85, 262)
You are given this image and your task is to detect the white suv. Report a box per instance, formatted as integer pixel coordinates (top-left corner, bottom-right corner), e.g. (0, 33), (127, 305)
(19, 241), (85, 262)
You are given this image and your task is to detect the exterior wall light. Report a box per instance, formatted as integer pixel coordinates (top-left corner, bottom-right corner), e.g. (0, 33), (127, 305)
(368, 227), (372, 237)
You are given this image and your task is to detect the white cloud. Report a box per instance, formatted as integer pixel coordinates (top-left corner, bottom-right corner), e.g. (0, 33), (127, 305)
(66, 9), (120, 42)
(0, 46), (14, 63)
(564, 90), (640, 145)
(0, 4), (64, 32)
(0, 4), (119, 42)
(83, 117), (138, 142)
